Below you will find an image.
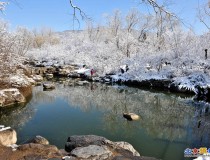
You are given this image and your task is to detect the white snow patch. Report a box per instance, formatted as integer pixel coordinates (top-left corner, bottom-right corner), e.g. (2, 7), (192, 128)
(9, 75), (31, 87)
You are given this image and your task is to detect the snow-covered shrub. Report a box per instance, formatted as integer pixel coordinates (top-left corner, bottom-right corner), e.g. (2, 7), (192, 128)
(32, 27), (60, 48)
(0, 20), (33, 77)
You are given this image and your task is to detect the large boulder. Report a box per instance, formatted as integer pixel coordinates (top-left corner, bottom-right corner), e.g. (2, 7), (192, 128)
(0, 88), (25, 107)
(0, 129), (17, 146)
(71, 145), (112, 159)
(65, 135), (107, 152)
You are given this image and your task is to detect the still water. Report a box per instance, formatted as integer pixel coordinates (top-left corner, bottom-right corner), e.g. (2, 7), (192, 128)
(0, 80), (210, 160)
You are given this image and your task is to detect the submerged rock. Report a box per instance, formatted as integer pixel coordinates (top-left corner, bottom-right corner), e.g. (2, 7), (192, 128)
(123, 113), (140, 121)
(0, 128), (17, 146)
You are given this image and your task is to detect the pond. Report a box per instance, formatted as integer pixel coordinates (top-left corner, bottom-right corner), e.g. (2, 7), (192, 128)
(0, 79), (210, 160)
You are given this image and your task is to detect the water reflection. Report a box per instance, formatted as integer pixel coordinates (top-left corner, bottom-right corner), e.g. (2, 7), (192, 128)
(0, 80), (209, 160)
(0, 96), (35, 128)
(39, 83), (196, 141)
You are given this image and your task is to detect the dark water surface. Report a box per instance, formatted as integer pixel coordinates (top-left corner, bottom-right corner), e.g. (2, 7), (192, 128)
(1, 80), (210, 160)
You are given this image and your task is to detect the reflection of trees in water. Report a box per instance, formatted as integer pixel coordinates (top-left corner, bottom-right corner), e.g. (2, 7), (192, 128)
(32, 82), (198, 142)
(0, 96), (36, 129)
(1, 82), (208, 145)
(0, 87), (57, 130)
(190, 102), (210, 147)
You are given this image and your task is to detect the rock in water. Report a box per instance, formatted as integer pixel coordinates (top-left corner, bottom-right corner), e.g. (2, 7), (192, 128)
(112, 141), (140, 156)
(24, 135), (49, 145)
(43, 83), (55, 90)
(0, 129), (17, 146)
(123, 113), (140, 121)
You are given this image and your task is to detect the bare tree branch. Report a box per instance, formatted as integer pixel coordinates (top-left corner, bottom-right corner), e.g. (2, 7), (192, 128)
(143, 0), (177, 18)
(69, 0), (90, 29)
(0, 1), (8, 13)
(197, 0), (210, 30)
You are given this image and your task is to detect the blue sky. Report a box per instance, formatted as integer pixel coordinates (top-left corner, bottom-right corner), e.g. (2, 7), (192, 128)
(0, 0), (208, 34)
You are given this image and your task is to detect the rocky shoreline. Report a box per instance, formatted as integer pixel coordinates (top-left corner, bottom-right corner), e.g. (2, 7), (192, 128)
(0, 60), (210, 160)
(28, 60), (210, 103)
(0, 127), (159, 160)
(1, 60), (210, 108)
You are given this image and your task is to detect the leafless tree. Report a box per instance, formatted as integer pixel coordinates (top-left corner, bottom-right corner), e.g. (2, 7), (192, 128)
(108, 10), (122, 49)
(197, 0), (210, 30)
(126, 9), (139, 33)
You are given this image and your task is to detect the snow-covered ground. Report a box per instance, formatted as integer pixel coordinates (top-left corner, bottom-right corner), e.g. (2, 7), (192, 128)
(1, 18), (210, 94)
(25, 29), (210, 94)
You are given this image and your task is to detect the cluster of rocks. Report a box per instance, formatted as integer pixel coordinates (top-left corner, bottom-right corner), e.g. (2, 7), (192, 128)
(29, 60), (86, 79)
(0, 74), (44, 108)
(16, 59), (210, 104)
(0, 127), (159, 160)
(0, 88), (26, 107)
(64, 135), (155, 160)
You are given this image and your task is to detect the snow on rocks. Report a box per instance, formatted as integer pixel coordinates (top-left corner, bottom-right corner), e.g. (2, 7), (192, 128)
(171, 73), (210, 94)
(9, 75), (31, 88)
(0, 127), (17, 146)
(32, 75), (43, 82)
(26, 77), (36, 85)
(75, 68), (91, 76)
(0, 88), (26, 107)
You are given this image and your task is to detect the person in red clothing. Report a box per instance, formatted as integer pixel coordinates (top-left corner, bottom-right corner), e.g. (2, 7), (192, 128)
(90, 69), (94, 77)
